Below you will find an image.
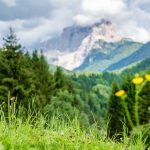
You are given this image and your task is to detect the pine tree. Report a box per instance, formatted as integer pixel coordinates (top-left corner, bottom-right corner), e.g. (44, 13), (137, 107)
(3, 27), (22, 53)
(139, 82), (150, 124)
(108, 82), (125, 138)
(121, 75), (136, 129)
(0, 28), (35, 108)
(54, 67), (66, 89)
(30, 50), (54, 107)
(0, 28), (23, 99)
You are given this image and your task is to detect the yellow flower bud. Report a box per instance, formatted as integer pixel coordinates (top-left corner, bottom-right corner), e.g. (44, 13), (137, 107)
(115, 90), (126, 97)
(132, 77), (143, 85)
(145, 74), (150, 81)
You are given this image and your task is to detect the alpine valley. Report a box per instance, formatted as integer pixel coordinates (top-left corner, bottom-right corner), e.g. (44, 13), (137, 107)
(39, 19), (149, 72)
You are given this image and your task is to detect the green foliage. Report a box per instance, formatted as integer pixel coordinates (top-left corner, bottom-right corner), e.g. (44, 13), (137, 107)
(120, 57), (150, 78)
(0, 28), (34, 105)
(0, 28), (113, 126)
(45, 90), (78, 118)
(3, 27), (21, 52)
(0, 107), (148, 150)
(139, 82), (150, 125)
(71, 73), (113, 124)
(108, 73), (150, 147)
(108, 82), (125, 137)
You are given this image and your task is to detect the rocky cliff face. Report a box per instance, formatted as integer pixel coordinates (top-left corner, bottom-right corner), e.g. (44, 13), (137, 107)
(41, 24), (92, 52)
(41, 20), (126, 70)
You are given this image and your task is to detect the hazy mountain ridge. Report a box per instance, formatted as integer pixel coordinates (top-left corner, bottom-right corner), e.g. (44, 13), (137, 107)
(41, 20), (120, 51)
(106, 41), (150, 71)
(38, 19), (150, 72)
(41, 25), (92, 52)
(41, 20), (127, 70)
(75, 40), (142, 72)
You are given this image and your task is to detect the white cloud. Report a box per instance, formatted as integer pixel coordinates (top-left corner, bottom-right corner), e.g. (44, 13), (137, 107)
(2, 0), (17, 7)
(0, 0), (78, 47)
(81, 0), (126, 17)
(118, 21), (150, 43)
(133, 0), (150, 6)
(73, 0), (150, 43)
(17, 18), (65, 46)
(0, 0), (150, 46)
(73, 14), (99, 26)
(50, 0), (80, 8)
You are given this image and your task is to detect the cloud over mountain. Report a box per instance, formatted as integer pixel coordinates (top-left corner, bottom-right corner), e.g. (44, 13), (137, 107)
(0, 0), (150, 46)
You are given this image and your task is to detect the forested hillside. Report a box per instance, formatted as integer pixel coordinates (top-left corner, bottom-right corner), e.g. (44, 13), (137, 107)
(0, 28), (116, 126)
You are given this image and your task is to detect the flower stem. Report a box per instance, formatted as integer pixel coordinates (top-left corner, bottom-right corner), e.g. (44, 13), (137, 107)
(122, 99), (134, 129)
(135, 86), (139, 126)
(8, 91), (11, 124)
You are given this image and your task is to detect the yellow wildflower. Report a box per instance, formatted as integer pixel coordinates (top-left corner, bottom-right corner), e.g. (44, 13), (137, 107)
(145, 74), (150, 81)
(115, 90), (126, 97)
(132, 77), (143, 85)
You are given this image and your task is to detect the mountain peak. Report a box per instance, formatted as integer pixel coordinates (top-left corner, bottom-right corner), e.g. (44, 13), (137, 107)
(73, 19), (112, 28)
(93, 19), (112, 27)
(41, 19), (137, 71)
(42, 19), (121, 52)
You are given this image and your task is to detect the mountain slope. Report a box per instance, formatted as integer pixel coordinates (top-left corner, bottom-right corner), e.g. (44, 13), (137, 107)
(74, 40), (142, 72)
(121, 57), (150, 76)
(39, 20), (144, 72)
(42, 20), (125, 70)
(105, 41), (150, 71)
(41, 25), (92, 52)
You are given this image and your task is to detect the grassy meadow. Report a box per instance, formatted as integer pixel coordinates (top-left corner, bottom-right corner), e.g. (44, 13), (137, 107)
(0, 107), (148, 150)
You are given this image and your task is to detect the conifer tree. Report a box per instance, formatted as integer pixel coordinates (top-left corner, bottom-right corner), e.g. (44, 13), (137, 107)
(3, 27), (22, 53)
(139, 82), (150, 124)
(121, 75), (136, 129)
(0, 28), (23, 99)
(108, 82), (125, 138)
(0, 28), (35, 107)
(54, 67), (65, 89)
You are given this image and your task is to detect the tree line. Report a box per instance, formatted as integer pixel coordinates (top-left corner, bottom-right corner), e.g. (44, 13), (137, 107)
(0, 28), (114, 127)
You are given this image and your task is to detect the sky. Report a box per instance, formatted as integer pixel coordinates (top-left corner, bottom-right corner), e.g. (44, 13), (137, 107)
(0, 0), (150, 47)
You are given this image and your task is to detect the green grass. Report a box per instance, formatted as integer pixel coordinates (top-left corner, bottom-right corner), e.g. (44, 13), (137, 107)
(0, 109), (148, 150)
